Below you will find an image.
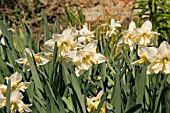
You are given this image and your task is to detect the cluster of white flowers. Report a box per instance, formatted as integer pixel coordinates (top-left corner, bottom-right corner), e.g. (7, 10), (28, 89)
(133, 41), (170, 75)
(125, 21), (170, 75)
(121, 20), (160, 51)
(0, 72), (31, 113)
(44, 24), (106, 76)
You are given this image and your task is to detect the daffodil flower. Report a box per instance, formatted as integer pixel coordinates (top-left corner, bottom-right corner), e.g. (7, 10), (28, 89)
(132, 46), (157, 65)
(5, 72), (31, 92)
(106, 18), (121, 37)
(10, 90), (32, 113)
(65, 40), (106, 76)
(16, 48), (50, 71)
(87, 90), (112, 113)
(122, 21), (137, 50)
(147, 41), (170, 75)
(77, 24), (95, 43)
(44, 27), (77, 57)
(136, 20), (159, 46)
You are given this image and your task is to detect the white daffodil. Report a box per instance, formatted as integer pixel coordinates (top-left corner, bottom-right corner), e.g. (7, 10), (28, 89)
(132, 46), (157, 65)
(44, 27), (77, 57)
(147, 41), (170, 75)
(136, 20), (159, 46)
(106, 18), (121, 37)
(5, 72), (30, 92)
(16, 48), (50, 71)
(10, 90), (32, 113)
(65, 40), (106, 76)
(77, 24), (95, 43)
(87, 90), (110, 113)
(122, 21), (137, 50)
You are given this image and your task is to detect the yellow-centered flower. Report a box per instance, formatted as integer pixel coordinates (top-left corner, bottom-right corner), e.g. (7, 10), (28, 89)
(77, 24), (95, 44)
(16, 48), (49, 71)
(106, 19), (121, 37)
(132, 46), (157, 65)
(10, 90), (32, 113)
(147, 41), (170, 75)
(122, 21), (137, 50)
(136, 20), (159, 46)
(44, 27), (77, 57)
(65, 40), (106, 76)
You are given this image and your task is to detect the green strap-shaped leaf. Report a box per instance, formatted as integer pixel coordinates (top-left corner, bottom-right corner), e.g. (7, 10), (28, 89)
(71, 75), (86, 113)
(26, 53), (44, 92)
(125, 103), (142, 113)
(6, 79), (11, 113)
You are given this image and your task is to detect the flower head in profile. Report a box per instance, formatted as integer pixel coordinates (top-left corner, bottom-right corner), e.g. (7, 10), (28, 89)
(65, 40), (106, 76)
(10, 90), (32, 113)
(132, 46), (157, 65)
(5, 72), (31, 92)
(122, 21), (137, 50)
(16, 48), (49, 71)
(77, 24), (95, 44)
(44, 27), (77, 57)
(136, 20), (159, 46)
(106, 18), (121, 37)
(87, 90), (112, 113)
(147, 41), (170, 75)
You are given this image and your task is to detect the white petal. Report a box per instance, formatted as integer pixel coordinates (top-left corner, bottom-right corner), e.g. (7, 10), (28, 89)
(75, 68), (86, 77)
(25, 48), (34, 54)
(18, 101), (32, 112)
(83, 40), (98, 51)
(94, 53), (106, 64)
(44, 39), (55, 50)
(15, 58), (26, 64)
(141, 20), (152, 31)
(77, 36), (87, 43)
(158, 41), (170, 55)
(111, 19), (115, 26)
(65, 51), (77, 60)
(10, 90), (23, 102)
(138, 47), (157, 62)
(9, 72), (22, 84)
(62, 27), (76, 39)
(39, 56), (50, 65)
(128, 21), (136, 31)
(163, 63), (170, 74)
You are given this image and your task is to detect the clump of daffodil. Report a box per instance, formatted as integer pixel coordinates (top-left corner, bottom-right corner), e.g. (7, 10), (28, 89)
(136, 20), (159, 46)
(65, 40), (106, 76)
(132, 46), (157, 65)
(15, 48), (50, 72)
(77, 24), (95, 44)
(44, 27), (77, 57)
(0, 72), (31, 113)
(147, 41), (170, 75)
(106, 18), (121, 37)
(120, 20), (159, 50)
